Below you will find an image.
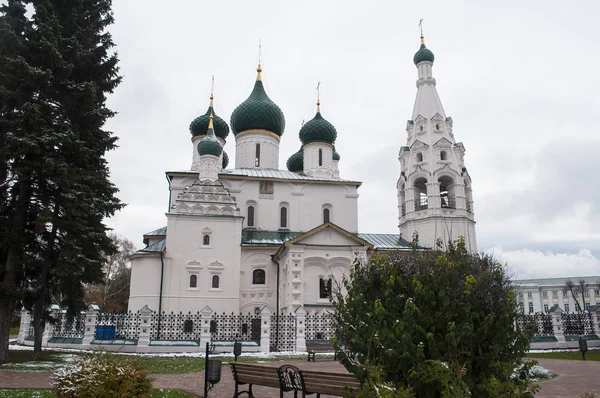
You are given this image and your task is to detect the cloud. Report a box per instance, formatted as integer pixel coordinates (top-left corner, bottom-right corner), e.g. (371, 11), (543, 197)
(490, 247), (600, 280)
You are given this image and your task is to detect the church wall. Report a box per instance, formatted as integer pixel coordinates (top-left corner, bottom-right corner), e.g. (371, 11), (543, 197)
(161, 214), (243, 313)
(224, 179), (359, 233)
(235, 134), (280, 169)
(128, 256), (163, 312)
(239, 249), (277, 314)
(400, 216), (477, 251)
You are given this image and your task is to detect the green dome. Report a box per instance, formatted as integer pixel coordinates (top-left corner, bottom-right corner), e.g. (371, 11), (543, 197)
(332, 150), (340, 161)
(189, 105), (230, 140)
(197, 124), (223, 157)
(222, 151), (229, 169)
(413, 42), (435, 65)
(286, 148), (304, 173)
(230, 73), (285, 136)
(299, 111), (337, 145)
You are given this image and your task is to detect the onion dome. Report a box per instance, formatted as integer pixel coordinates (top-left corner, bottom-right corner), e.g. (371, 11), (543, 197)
(230, 64), (285, 137)
(286, 148), (304, 173)
(222, 151), (229, 169)
(332, 149), (340, 161)
(197, 114), (223, 157)
(299, 101), (337, 145)
(189, 94), (230, 140)
(413, 36), (435, 65)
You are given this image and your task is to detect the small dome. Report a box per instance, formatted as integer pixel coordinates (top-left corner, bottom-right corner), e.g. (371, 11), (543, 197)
(286, 148), (304, 173)
(230, 66), (285, 137)
(197, 117), (223, 157)
(189, 96), (230, 140)
(332, 150), (340, 161)
(413, 42), (435, 65)
(299, 110), (337, 145)
(222, 151), (229, 169)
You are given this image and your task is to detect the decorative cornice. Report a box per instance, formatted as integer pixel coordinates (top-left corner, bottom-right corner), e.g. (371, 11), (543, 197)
(301, 142), (334, 149)
(235, 130), (281, 141)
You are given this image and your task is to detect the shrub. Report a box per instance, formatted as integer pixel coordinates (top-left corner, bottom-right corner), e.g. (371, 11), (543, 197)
(332, 237), (538, 397)
(53, 352), (151, 397)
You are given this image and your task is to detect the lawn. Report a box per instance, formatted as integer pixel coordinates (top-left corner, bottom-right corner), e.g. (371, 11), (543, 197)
(2, 348), (333, 374)
(0, 389), (194, 397)
(9, 328), (19, 336)
(527, 349), (600, 361)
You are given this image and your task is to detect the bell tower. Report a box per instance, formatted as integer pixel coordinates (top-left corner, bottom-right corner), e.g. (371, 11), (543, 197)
(397, 34), (477, 251)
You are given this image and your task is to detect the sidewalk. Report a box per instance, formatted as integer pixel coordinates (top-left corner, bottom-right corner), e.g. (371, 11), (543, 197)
(1, 358), (599, 397)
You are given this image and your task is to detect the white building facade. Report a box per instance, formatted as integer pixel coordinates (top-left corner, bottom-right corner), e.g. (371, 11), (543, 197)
(128, 38), (478, 316)
(517, 276), (600, 314)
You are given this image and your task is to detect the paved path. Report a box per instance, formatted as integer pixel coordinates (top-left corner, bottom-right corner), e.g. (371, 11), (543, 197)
(1, 358), (600, 397)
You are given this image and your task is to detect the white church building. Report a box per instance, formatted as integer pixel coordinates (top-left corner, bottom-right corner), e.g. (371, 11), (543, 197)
(128, 36), (477, 316)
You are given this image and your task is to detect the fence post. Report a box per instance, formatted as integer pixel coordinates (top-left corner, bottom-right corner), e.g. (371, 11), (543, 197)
(295, 306), (307, 352)
(17, 309), (31, 344)
(42, 307), (60, 347)
(549, 306), (566, 348)
(260, 307), (272, 352)
(82, 307), (99, 347)
(137, 305), (153, 352)
(200, 306), (214, 351)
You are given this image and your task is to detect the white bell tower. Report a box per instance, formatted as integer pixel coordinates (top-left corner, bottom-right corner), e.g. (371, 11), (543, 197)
(397, 34), (477, 251)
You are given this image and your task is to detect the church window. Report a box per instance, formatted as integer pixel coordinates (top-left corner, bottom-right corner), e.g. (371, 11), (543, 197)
(565, 304), (570, 312)
(189, 274), (197, 288)
(527, 292), (532, 298)
(438, 176), (455, 209)
(212, 275), (220, 289)
(203, 235), (210, 246)
(416, 152), (423, 162)
(440, 150), (447, 161)
(585, 302), (591, 311)
(323, 208), (330, 223)
(280, 206), (288, 228)
(320, 278), (332, 299)
(552, 291), (558, 298)
(528, 303), (534, 314)
(436, 123), (440, 130)
(543, 304), (549, 313)
(563, 290), (568, 297)
(420, 125), (423, 131)
(247, 205), (255, 227)
(585, 290), (590, 297)
(414, 177), (428, 210)
(255, 144), (260, 167)
(318, 149), (323, 166)
(253, 269), (266, 285)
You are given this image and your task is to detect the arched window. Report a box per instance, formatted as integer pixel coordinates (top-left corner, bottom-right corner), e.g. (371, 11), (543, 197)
(318, 149), (323, 166)
(280, 206), (288, 228)
(253, 269), (266, 285)
(247, 205), (255, 227)
(255, 143), (260, 167)
(439, 175), (455, 209)
(189, 274), (197, 288)
(416, 152), (423, 162)
(323, 208), (330, 223)
(203, 235), (210, 246)
(212, 275), (220, 289)
(414, 177), (428, 210)
(435, 123), (440, 130)
(440, 151), (447, 161)
(319, 277), (332, 299)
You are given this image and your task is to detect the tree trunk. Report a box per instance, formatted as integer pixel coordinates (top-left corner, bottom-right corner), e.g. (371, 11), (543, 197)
(0, 183), (31, 364)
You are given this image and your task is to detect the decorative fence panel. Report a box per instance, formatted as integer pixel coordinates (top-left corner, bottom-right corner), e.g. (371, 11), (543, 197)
(516, 314), (553, 338)
(270, 314), (297, 351)
(210, 312), (261, 342)
(305, 313), (335, 340)
(562, 313), (595, 336)
(150, 312), (202, 341)
(96, 312), (141, 339)
(52, 311), (86, 338)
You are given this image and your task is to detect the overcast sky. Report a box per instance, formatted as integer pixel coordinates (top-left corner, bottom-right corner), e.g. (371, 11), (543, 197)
(103, 0), (600, 280)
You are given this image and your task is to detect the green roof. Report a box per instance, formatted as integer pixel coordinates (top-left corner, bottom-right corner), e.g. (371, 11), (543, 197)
(197, 127), (223, 157)
(231, 79), (285, 136)
(516, 276), (600, 286)
(299, 111), (337, 145)
(135, 238), (166, 255)
(222, 151), (229, 169)
(242, 229), (303, 246)
(357, 233), (413, 250)
(190, 106), (230, 140)
(286, 148), (303, 173)
(332, 149), (340, 161)
(414, 43), (435, 65)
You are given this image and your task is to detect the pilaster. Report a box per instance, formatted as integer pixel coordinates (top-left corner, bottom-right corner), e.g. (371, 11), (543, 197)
(295, 306), (307, 352)
(260, 307), (272, 352)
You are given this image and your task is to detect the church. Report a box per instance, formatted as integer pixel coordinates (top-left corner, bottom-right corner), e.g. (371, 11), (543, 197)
(127, 35), (477, 316)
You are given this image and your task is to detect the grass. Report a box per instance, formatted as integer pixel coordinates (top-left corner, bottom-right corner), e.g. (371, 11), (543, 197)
(2, 348), (334, 374)
(9, 328), (19, 336)
(527, 350), (600, 361)
(0, 390), (193, 397)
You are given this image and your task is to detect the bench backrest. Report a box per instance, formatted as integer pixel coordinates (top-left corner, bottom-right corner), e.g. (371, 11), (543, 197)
(300, 370), (360, 397)
(306, 341), (334, 350)
(230, 363), (281, 389)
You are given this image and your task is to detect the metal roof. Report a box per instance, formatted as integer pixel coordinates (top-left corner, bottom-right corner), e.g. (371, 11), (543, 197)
(135, 238), (166, 255)
(516, 276), (600, 286)
(357, 233), (413, 250)
(241, 230), (302, 246)
(167, 169), (361, 185)
(143, 226), (167, 245)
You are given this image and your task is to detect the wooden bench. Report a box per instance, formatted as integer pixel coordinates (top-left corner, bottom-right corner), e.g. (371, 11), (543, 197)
(299, 370), (361, 397)
(305, 340), (336, 361)
(230, 363), (281, 397)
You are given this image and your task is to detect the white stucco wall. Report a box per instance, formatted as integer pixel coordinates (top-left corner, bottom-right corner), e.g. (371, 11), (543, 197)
(128, 256), (163, 312)
(235, 133), (280, 169)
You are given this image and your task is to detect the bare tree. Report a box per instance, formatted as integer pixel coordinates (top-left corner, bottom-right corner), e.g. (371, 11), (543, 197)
(85, 234), (136, 313)
(566, 279), (589, 313)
